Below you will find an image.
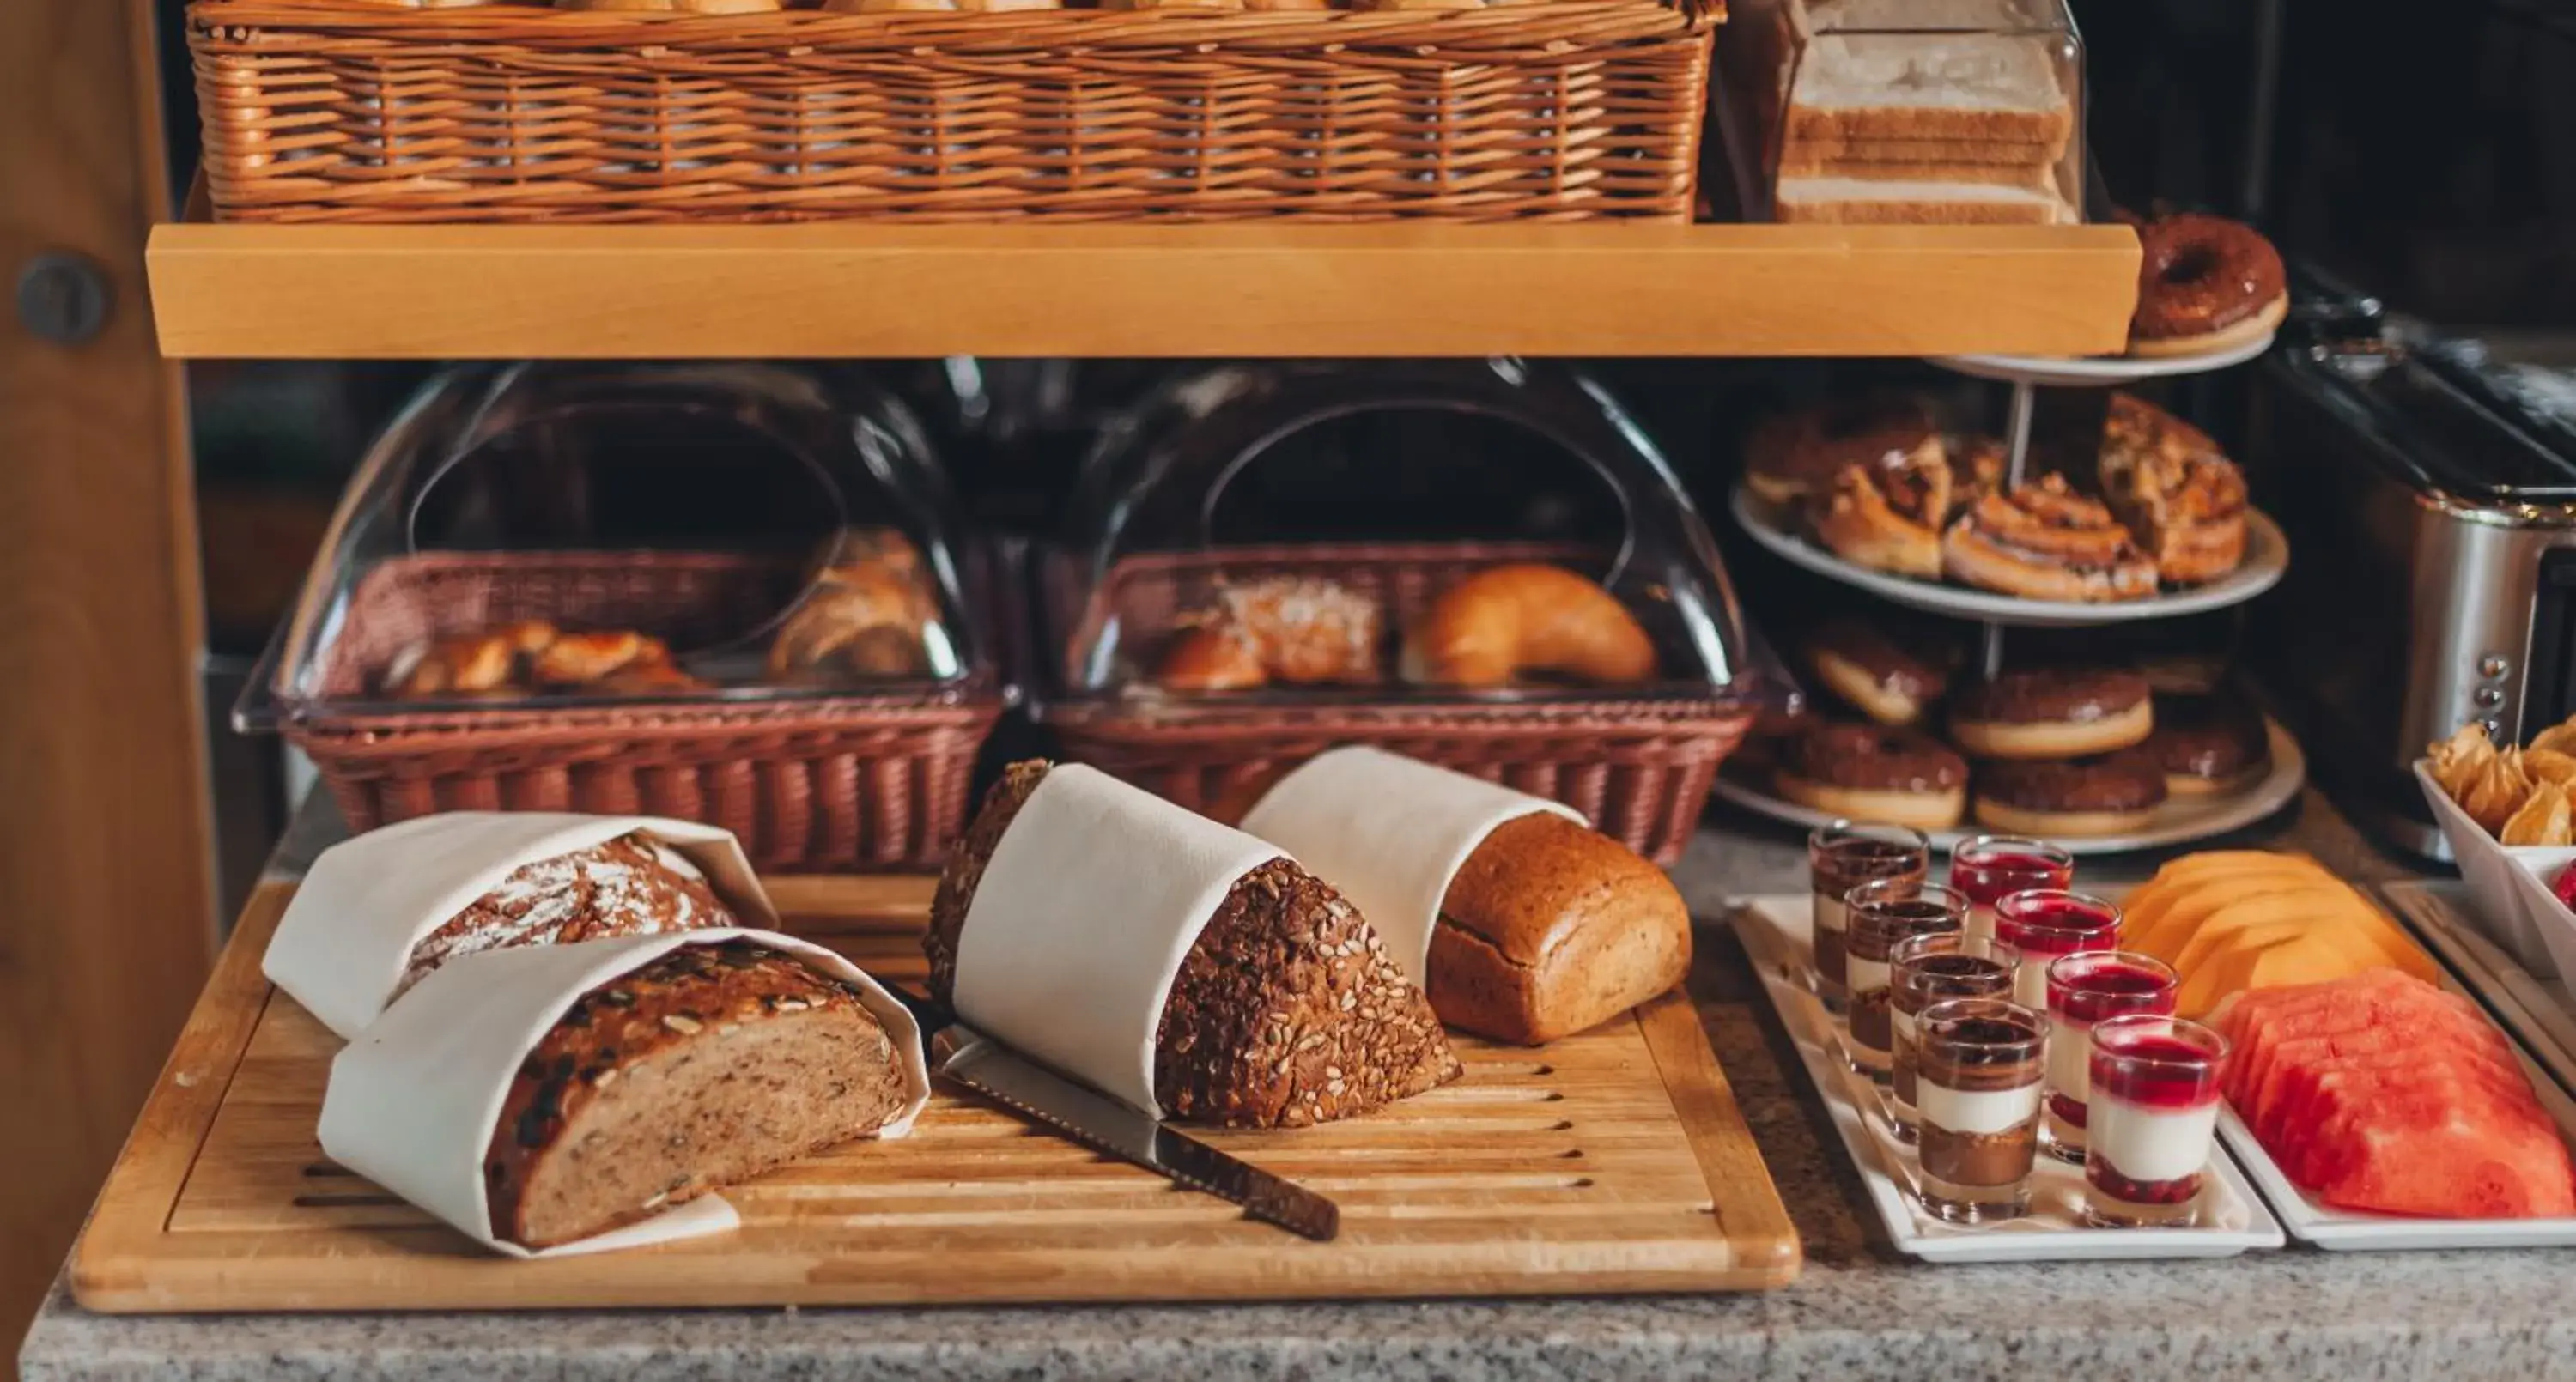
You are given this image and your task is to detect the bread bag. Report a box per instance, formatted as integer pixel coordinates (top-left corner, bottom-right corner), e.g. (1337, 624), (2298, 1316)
(1241, 747), (1691, 1044)
(319, 929), (931, 1258)
(267, 812), (778, 1040)
(928, 761), (1461, 1127)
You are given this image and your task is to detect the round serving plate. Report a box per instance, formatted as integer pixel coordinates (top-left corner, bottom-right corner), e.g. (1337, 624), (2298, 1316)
(1928, 329), (2276, 387)
(1710, 719), (2306, 857)
(1729, 485), (2288, 629)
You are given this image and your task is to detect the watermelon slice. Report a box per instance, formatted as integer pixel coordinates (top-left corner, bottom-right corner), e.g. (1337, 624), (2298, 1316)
(2311, 1108), (2576, 1218)
(2257, 1040), (2529, 1149)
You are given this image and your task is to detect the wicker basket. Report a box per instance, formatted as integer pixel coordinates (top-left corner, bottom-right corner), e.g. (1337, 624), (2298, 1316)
(284, 550), (1004, 872)
(1044, 542), (1756, 864)
(189, 0), (1715, 223)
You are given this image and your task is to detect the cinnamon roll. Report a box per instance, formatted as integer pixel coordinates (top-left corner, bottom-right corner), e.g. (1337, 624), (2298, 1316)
(2097, 395), (2250, 586)
(1810, 448), (1953, 580)
(1939, 475), (2160, 603)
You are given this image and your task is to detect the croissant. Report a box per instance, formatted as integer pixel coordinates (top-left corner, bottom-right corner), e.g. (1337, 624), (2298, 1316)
(1400, 564), (1656, 688)
(767, 530), (942, 684)
(383, 621), (707, 700)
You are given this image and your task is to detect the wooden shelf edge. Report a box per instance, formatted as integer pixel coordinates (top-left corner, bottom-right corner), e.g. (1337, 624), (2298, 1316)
(146, 220), (2141, 361)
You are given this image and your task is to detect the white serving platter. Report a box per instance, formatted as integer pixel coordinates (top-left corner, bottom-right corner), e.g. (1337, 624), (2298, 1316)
(1730, 486), (2289, 628)
(2205, 878), (2576, 1251)
(1710, 719), (2306, 857)
(1929, 329), (2276, 386)
(1731, 894), (2284, 1263)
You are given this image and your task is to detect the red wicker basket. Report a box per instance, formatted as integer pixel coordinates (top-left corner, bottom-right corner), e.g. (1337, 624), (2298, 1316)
(1043, 542), (1755, 864)
(282, 549), (1004, 873)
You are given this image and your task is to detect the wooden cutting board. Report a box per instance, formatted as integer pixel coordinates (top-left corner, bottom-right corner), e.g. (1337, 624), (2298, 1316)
(71, 878), (1800, 1312)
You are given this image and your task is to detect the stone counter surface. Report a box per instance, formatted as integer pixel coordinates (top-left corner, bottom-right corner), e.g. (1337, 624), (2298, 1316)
(27, 791), (2576, 1382)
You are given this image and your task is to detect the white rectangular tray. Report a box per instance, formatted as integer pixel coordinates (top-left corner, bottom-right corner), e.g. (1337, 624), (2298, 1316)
(1731, 894), (2284, 1264)
(2215, 879), (2576, 1252)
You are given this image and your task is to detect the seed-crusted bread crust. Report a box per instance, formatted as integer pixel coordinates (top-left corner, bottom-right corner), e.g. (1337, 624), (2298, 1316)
(928, 762), (1461, 1128)
(401, 833), (736, 997)
(483, 942), (908, 1249)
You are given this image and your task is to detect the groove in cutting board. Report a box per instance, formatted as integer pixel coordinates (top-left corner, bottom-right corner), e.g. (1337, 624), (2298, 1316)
(72, 878), (1800, 1311)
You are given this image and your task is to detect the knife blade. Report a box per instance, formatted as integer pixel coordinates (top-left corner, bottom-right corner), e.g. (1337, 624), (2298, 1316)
(888, 986), (1340, 1242)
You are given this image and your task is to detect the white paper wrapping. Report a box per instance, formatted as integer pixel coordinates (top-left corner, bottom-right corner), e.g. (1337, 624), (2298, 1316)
(1237, 747), (1583, 983)
(951, 765), (1282, 1114)
(318, 928), (932, 1259)
(267, 812), (781, 1040)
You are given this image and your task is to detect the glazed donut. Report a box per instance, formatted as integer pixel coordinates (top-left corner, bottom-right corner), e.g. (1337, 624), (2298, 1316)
(1971, 752), (2169, 838)
(1809, 453), (1951, 580)
(1803, 617), (1952, 728)
(1401, 564), (1656, 689)
(2127, 213), (2289, 360)
(1155, 576), (1382, 692)
(1773, 722), (1969, 832)
(1941, 475), (2160, 603)
(1949, 668), (2154, 760)
(1744, 396), (1944, 506)
(2097, 394), (2250, 586)
(2145, 692), (2270, 796)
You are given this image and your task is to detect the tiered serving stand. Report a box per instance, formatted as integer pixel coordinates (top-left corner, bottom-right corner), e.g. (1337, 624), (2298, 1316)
(1719, 328), (2307, 853)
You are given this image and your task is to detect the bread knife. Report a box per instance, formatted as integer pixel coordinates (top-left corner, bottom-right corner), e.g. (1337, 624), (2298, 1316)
(888, 987), (1340, 1242)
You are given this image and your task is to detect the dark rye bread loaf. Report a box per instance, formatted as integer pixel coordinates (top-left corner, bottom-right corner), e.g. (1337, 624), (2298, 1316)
(401, 833), (737, 997)
(484, 941), (910, 1251)
(929, 761), (1461, 1129)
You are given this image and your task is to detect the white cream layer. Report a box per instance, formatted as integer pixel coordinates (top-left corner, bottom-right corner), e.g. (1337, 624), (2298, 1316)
(1915, 1077), (2042, 1136)
(2087, 1092), (2220, 1185)
(2045, 1014), (2093, 1102)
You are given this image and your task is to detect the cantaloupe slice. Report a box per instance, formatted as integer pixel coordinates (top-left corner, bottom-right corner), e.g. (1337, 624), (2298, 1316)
(2127, 869), (2339, 958)
(2158, 885), (2366, 971)
(2181, 934), (2367, 1017)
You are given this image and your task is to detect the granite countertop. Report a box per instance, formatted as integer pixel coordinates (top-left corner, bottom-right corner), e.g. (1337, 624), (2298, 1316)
(27, 791), (2576, 1382)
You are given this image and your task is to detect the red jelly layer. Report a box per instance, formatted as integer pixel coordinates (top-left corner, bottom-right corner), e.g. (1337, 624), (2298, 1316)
(2049, 959), (2178, 1025)
(2088, 1157), (2202, 1207)
(1951, 852), (2072, 906)
(2049, 1091), (2089, 1130)
(1997, 900), (2119, 955)
(2090, 1033), (2223, 1109)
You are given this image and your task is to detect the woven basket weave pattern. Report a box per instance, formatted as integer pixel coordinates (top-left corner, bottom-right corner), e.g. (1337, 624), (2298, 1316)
(1048, 542), (1750, 864)
(191, 3), (1712, 222)
(289, 551), (1001, 872)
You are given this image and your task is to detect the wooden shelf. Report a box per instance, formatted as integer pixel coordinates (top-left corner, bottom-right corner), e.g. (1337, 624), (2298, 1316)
(145, 221), (2140, 361)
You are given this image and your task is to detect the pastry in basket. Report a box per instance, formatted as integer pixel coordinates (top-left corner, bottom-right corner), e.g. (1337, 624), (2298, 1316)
(1971, 749), (2169, 837)
(2097, 394), (2250, 585)
(1155, 575), (1383, 693)
(399, 832), (737, 998)
(1238, 747), (1691, 1046)
(1400, 563), (1656, 688)
(385, 621), (710, 700)
(928, 761), (1461, 1128)
(1801, 615), (1954, 727)
(1948, 666), (2154, 760)
(2126, 212), (2288, 360)
(1742, 395), (1944, 506)
(555, 0), (787, 11)
(1940, 474), (2160, 603)
(2143, 690), (2269, 797)
(1808, 446), (1952, 579)
(768, 530), (945, 684)
(1771, 720), (1968, 832)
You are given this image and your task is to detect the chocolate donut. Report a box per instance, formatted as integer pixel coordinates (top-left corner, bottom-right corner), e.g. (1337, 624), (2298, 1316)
(1805, 617), (1953, 728)
(1971, 751), (2169, 838)
(2146, 693), (2270, 795)
(2129, 214), (2288, 359)
(1949, 668), (2154, 761)
(1743, 396), (1942, 506)
(1774, 721), (1969, 832)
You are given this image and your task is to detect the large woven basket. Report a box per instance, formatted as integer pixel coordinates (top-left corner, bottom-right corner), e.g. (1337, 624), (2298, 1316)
(286, 550), (1005, 872)
(189, 0), (1716, 223)
(1042, 542), (1756, 864)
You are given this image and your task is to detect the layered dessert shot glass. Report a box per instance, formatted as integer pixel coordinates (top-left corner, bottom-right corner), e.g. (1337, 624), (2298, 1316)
(2042, 951), (2179, 1164)
(1913, 997), (2049, 1223)
(1807, 821), (1929, 1016)
(1843, 880), (1968, 1083)
(2084, 1014), (2230, 1228)
(1992, 889), (2122, 1009)
(1947, 835), (2073, 943)
(1888, 932), (2019, 1144)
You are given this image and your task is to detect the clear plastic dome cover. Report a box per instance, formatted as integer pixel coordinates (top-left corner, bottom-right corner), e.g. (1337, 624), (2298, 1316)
(1041, 358), (1762, 706)
(240, 360), (993, 728)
